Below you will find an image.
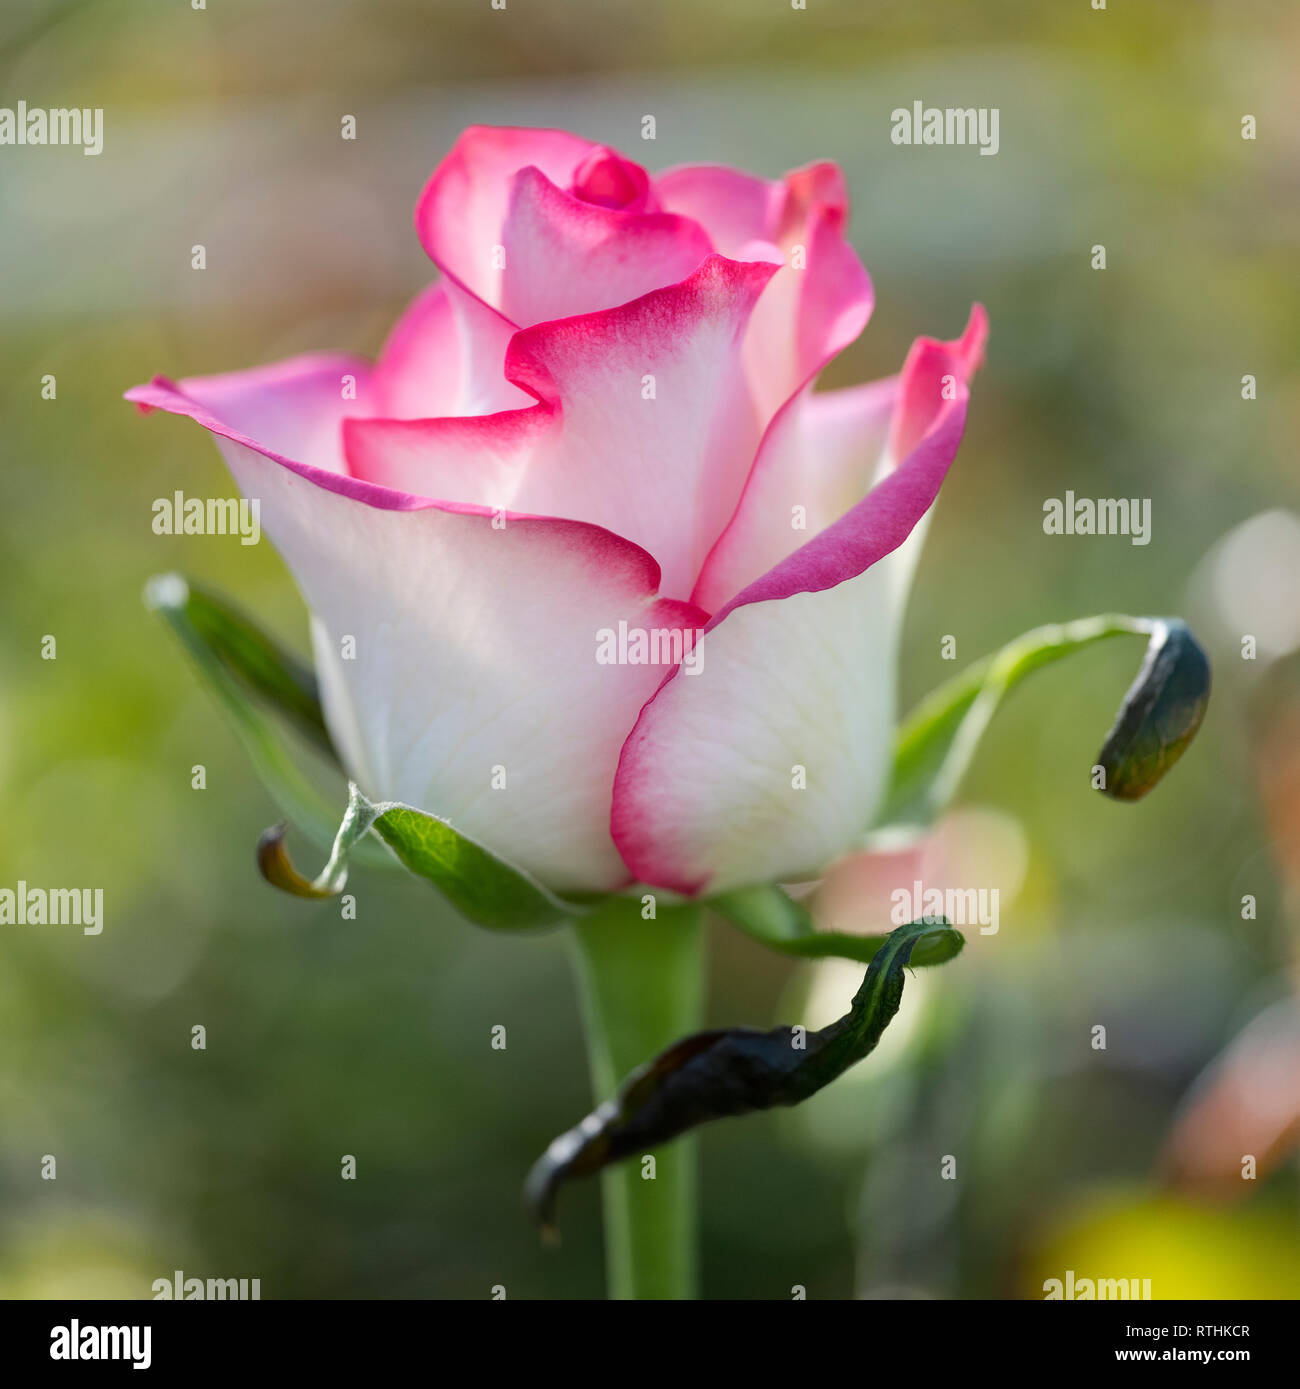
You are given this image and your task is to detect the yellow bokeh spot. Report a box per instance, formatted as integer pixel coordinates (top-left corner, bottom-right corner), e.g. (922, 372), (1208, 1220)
(1025, 1188), (1300, 1299)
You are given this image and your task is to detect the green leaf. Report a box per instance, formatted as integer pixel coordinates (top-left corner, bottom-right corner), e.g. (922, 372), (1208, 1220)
(177, 577), (333, 755)
(525, 916), (964, 1233)
(881, 613), (1211, 827)
(1095, 619), (1211, 800)
(258, 782), (582, 931)
(145, 573), (392, 861)
(710, 883), (961, 968)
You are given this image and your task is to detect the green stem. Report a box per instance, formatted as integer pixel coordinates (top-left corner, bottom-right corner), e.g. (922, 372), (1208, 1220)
(570, 895), (706, 1299)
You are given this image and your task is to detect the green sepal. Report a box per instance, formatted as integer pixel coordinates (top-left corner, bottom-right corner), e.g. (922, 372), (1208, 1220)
(881, 613), (1210, 827)
(145, 573), (386, 865)
(710, 883), (961, 968)
(258, 782), (583, 931)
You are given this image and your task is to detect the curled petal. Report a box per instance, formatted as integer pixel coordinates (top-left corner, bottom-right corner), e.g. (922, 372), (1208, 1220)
(656, 159), (873, 419)
(345, 255), (778, 600)
(497, 166), (711, 326)
(415, 124), (600, 310)
(133, 353), (375, 476)
(416, 125), (711, 328)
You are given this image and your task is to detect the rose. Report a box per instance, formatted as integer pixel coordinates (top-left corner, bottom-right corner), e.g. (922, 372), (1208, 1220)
(127, 125), (985, 899)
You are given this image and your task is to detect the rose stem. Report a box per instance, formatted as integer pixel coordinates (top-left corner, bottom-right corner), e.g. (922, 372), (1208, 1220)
(569, 896), (706, 1299)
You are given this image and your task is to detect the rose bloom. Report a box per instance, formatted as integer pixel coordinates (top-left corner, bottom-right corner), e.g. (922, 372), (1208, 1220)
(128, 126), (985, 898)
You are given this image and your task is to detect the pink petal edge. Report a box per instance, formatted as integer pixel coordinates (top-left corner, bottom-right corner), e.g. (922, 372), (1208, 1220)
(123, 371), (707, 622)
(610, 303), (989, 894)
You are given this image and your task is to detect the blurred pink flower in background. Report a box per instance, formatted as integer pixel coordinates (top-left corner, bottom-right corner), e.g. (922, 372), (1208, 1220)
(810, 805), (1028, 938)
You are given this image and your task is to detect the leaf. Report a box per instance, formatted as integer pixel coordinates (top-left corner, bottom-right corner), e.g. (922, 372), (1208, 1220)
(1096, 619), (1211, 800)
(880, 613), (1211, 827)
(145, 573), (391, 862)
(179, 578), (334, 756)
(525, 916), (964, 1233)
(710, 883), (961, 968)
(258, 782), (582, 931)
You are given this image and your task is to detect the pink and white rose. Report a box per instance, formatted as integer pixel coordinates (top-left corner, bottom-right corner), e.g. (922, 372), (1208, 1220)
(127, 125), (986, 897)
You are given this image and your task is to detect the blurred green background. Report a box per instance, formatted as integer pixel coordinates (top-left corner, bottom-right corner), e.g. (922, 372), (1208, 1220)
(2, 0), (1299, 1299)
